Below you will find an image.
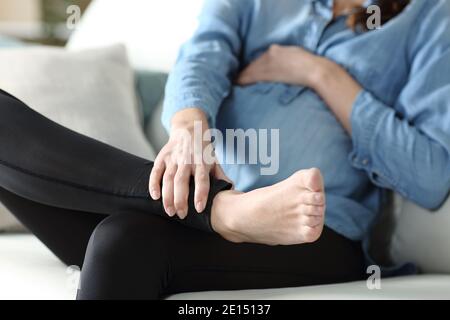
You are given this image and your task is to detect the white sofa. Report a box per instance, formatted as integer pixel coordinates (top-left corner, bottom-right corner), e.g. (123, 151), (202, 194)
(0, 0), (449, 300)
(1, 232), (449, 300)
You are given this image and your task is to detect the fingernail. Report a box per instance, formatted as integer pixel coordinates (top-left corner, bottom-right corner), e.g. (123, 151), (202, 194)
(179, 209), (188, 219)
(196, 201), (205, 213)
(166, 207), (176, 216)
(150, 189), (160, 200)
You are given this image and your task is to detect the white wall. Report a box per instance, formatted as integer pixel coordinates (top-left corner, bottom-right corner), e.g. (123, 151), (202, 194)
(68, 0), (204, 72)
(0, 0), (41, 22)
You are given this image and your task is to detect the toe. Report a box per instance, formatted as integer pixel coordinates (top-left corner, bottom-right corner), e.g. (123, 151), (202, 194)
(305, 168), (323, 192)
(301, 225), (323, 243)
(303, 204), (324, 216)
(300, 214), (323, 227)
(301, 192), (325, 206)
(295, 168), (324, 192)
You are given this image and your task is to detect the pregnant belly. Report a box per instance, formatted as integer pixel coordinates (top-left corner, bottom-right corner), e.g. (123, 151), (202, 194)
(216, 84), (368, 194)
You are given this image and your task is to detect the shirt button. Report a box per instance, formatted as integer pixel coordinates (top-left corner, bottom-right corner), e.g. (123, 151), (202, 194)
(362, 159), (369, 166)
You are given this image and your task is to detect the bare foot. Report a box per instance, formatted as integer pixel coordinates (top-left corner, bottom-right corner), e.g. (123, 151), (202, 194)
(211, 168), (326, 246)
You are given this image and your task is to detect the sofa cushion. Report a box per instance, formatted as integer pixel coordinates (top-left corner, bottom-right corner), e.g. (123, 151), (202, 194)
(0, 234), (77, 300)
(1, 234), (450, 300)
(135, 70), (168, 127)
(145, 99), (169, 153)
(0, 44), (154, 159)
(168, 274), (450, 300)
(390, 196), (450, 273)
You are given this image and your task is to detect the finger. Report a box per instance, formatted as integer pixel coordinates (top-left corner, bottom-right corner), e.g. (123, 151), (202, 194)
(300, 204), (325, 217)
(173, 165), (191, 219)
(237, 62), (264, 85)
(149, 157), (165, 200)
(194, 166), (210, 213)
(300, 191), (325, 206)
(162, 163), (177, 217)
(236, 69), (253, 85)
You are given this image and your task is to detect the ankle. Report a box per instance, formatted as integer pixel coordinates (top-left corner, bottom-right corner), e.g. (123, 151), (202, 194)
(211, 190), (245, 243)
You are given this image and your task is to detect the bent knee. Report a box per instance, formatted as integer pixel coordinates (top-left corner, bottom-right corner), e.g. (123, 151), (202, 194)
(0, 91), (36, 137)
(0, 90), (27, 117)
(80, 213), (178, 299)
(87, 213), (177, 259)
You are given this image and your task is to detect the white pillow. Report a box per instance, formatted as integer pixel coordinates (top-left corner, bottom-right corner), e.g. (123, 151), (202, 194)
(390, 196), (450, 273)
(0, 44), (156, 231)
(67, 0), (204, 72)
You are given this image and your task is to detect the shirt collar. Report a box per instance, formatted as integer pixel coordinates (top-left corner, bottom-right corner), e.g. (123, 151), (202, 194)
(313, 0), (333, 8)
(311, 0), (375, 9)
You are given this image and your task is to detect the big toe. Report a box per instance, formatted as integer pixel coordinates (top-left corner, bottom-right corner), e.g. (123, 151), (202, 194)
(299, 168), (324, 192)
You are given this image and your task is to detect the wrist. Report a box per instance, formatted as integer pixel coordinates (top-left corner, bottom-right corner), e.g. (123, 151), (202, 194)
(309, 57), (341, 92)
(171, 107), (209, 132)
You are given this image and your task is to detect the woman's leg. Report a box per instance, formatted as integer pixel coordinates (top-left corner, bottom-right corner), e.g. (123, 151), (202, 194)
(78, 212), (364, 300)
(0, 88), (328, 246)
(0, 89), (231, 233)
(0, 187), (105, 266)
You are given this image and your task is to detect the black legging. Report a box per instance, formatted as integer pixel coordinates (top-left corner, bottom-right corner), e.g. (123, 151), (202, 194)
(0, 89), (365, 299)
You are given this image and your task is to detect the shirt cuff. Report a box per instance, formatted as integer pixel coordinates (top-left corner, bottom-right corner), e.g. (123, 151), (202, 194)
(162, 92), (218, 132)
(349, 90), (386, 172)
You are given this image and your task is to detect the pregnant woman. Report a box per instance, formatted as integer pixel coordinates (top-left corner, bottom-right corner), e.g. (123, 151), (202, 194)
(0, 0), (449, 299)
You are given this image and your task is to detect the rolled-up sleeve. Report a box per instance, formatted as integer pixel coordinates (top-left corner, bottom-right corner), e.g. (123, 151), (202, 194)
(162, 0), (248, 130)
(349, 3), (450, 210)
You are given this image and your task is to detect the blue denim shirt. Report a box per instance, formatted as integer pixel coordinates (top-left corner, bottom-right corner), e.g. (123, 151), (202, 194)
(163, 0), (450, 242)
